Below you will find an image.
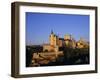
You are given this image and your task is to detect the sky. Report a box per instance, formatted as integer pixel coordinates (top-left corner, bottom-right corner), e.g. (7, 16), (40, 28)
(26, 12), (89, 45)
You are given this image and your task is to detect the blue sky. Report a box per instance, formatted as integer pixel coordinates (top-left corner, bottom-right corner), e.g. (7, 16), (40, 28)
(26, 12), (89, 45)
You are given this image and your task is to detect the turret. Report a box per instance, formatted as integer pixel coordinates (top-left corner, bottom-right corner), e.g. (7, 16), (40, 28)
(51, 30), (54, 34)
(49, 30), (55, 46)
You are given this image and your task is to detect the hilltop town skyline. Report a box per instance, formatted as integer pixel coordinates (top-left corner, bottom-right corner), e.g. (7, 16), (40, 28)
(26, 12), (89, 45)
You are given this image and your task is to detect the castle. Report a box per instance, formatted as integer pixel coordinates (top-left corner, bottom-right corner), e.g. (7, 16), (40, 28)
(31, 30), (89, 66)
(43, 30), (89, 52)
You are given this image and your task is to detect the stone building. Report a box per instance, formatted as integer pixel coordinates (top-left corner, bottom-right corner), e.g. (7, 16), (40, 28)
(43, 44), (54, 52)
(64, 34), (76, 48)
(76, 38), (89, 48)
(43, 30), (89, 52)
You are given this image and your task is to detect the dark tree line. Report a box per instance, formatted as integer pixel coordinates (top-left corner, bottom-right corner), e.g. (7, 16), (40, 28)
(63, 47), (89, 65)
(26, 46), (43, 67)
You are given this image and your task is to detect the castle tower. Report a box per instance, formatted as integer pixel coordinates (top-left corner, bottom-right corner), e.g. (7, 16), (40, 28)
(49, 30), (54, 46)
(49, 30), (60, 52)
(64, 34), (72, 46)
(49, 30), (58, 47)
(64, 34), (72, 40)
